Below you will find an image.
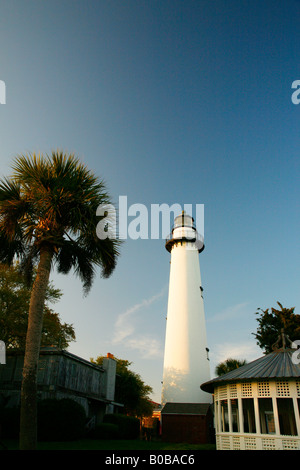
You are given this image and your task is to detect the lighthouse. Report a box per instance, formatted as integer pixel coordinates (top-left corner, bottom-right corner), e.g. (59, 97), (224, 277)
(161, 211), (211, 406)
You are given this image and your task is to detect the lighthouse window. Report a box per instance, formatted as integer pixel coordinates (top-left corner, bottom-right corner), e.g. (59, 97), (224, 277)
(206, 347), (210, 360)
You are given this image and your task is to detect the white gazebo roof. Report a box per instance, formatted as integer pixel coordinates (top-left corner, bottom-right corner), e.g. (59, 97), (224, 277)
(201, 348), (300, 394)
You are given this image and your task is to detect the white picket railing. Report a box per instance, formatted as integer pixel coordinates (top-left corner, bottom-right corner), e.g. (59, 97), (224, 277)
(216, 432), (300, 450)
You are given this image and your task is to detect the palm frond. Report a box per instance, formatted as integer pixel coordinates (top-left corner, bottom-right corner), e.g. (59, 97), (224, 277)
(18, 244), (41, 287)
(1, 150), (121, 293)
(55, 239), (95, 295)
(0, 232), (26, 265)
(0, 177), (29, 264)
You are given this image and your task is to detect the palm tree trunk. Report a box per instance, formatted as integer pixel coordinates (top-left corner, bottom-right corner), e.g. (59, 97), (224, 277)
(19, 245), (53, 450)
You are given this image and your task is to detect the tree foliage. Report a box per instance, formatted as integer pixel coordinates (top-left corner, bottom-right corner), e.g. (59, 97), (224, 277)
(0, 151), (121, 292)
(92, 355), (153, 417)
(0, 262), (75, 349)
(253, 302), (300, 354)
(215, 358), (247, 377)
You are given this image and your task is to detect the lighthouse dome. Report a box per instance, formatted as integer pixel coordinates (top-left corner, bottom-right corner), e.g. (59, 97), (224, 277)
(173, 211), (194, 229)
(165, 211), (204, 253)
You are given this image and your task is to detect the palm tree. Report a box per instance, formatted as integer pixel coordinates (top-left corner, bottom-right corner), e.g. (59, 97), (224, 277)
(215, 358), (247, 377)
(0, 151), (121, 449)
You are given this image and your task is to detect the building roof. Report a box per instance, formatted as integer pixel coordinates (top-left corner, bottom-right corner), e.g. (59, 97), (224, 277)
(6, 347), (106, 372)
(201, 347), (300, 394)
(161, 402), (211, 415)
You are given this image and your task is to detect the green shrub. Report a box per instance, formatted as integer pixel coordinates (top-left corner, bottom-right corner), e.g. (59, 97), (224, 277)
(0, 406), (20, 438)
(88, 422), (120, 440)
(103, 413), (140, 439)
(0, 398), (87, 441)
(37, 398), (86, 441)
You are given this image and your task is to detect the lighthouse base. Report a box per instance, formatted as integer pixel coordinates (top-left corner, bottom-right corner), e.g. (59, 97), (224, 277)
(161, 402), (214, 445)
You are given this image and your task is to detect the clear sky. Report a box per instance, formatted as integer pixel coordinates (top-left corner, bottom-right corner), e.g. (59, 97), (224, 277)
(0, 0), (299, 402)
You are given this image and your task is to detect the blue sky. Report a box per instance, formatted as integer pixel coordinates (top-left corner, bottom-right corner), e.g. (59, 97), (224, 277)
(0, 0), (299, 402)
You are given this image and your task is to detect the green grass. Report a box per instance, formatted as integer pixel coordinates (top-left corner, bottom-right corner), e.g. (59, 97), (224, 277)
(2, 438), (216, 451)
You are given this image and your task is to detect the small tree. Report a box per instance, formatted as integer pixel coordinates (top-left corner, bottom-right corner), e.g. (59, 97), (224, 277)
(91, 355), (153, 417)
(0, 262), (75, 349)
(253, 302), (300, 354)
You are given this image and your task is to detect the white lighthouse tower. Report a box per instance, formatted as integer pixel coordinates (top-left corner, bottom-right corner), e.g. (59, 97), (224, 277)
(161, 211), (211, 406)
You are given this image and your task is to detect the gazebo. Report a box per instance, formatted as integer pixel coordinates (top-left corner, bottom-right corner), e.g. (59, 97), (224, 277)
(201, 333), (300, 450)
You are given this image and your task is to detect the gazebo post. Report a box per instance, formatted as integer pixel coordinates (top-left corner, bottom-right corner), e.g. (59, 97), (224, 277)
(228, 398), (233, 433)
(253, 396), (261, 435)
(292, 384), (300, 436)
(217, 399), (221, 433)
(271, 392), (281, 436)
(237, 394), (244, 434)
